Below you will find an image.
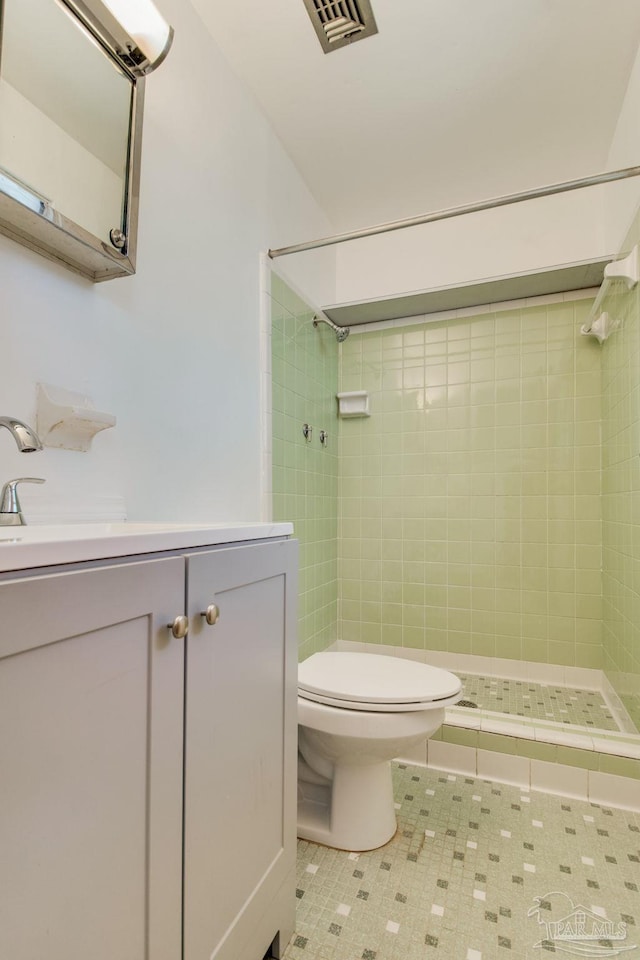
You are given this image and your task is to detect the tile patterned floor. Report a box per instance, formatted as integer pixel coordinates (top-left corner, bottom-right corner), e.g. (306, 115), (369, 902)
(459, 674), (620, 731)
(284, 763), (640, 960)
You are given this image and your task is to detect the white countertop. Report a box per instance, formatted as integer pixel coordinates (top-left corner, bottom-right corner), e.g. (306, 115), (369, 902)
(0, 521), (294, 572)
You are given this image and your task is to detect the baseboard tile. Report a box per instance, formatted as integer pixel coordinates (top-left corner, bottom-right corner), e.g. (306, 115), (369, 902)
(411, 750), (640, 811)
(476, 750), (530, 788)
(428, 740), (476, 776)
(395, 739), (428, 766)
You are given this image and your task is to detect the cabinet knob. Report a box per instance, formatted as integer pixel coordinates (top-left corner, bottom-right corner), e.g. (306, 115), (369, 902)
(201, 604), (220, 626)
(168, 615), (189, 639)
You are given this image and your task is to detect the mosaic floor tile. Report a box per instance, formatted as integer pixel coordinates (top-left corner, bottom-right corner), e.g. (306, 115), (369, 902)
(459, 674), (620, 731)
(283, 762), (640, 960)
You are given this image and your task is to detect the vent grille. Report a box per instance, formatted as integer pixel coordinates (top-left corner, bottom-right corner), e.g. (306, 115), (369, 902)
(303, 0), (378, 53)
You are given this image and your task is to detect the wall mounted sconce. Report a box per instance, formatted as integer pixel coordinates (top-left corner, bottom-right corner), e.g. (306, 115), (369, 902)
(66, 0), (174, 75)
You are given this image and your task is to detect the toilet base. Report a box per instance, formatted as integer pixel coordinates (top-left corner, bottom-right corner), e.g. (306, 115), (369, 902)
(298, 758), (398, 851)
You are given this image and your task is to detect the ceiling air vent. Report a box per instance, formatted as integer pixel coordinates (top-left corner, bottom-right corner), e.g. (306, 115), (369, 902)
(302, 0), (378, 54)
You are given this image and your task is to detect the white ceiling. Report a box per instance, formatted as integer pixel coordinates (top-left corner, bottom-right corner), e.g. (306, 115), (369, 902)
(193, 0), (640, 232)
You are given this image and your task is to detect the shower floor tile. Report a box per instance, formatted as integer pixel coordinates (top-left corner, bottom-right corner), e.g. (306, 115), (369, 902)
(458, 674), (620, 731)
(283, 763), (640, 960)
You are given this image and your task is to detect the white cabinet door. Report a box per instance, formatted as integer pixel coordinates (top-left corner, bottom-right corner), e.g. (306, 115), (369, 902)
(184, 539), (298, 960)
(0, 557), (185, 960)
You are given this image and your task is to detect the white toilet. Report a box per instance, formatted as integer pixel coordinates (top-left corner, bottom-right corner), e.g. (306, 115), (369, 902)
(297, 651), (462, 851)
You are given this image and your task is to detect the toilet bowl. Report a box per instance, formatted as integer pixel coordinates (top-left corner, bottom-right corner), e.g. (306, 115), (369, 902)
(297, 652), (462, 851)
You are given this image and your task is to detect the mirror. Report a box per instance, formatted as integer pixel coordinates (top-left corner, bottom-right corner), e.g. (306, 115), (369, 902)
(0, 0), (144, 281)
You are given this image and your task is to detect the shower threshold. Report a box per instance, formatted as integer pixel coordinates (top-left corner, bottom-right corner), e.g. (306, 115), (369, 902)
(331, 641), (640, 767)
(443, 673), (640, 766)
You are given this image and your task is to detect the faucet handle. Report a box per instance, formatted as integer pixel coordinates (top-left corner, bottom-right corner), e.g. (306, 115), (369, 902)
(0, 478), (45, 525)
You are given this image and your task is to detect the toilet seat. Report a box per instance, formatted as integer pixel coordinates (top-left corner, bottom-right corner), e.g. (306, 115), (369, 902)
(298, 652), (462, 713)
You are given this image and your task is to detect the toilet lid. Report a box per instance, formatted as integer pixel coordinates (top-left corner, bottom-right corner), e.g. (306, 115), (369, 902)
(298, 652), (461, 706)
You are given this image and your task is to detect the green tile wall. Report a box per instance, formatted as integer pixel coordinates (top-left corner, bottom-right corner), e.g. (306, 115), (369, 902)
(601, 211), (640, 731)
(338, 299), (603, 668)
(271, 274), (339, 660)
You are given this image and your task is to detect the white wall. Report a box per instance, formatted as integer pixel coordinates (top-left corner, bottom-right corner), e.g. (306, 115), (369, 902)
(605, 41), (640, 252)
(332, 38), (640, 310)
(333, 186), (613, 308)
(0, 0), (335, 523)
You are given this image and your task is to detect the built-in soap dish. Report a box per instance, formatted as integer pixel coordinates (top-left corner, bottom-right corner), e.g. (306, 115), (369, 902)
(37, 383), (116, 452)
(337, 391), (370, 418)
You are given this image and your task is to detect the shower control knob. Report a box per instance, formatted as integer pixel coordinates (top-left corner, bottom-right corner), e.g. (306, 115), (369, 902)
(201, 604), (220, 626)
(168, 615), (189, 639)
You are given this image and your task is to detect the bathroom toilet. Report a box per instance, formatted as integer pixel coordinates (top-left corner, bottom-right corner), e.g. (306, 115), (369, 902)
(297, 652), (462, 851)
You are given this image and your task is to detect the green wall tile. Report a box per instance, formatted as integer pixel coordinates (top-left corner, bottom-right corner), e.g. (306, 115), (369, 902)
(598, 754), (640, 780)
(441, 726), (479, 748)
(556, 746), (600, 771)
(478, 732), (518, 755)
(337, 298), (608, 674)
(273, 263), (640, 723)
(516, 739), (557, 763)
(271, 277), (338, 656)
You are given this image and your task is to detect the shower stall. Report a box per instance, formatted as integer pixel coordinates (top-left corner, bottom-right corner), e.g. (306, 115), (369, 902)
(268, 174), (640, 795)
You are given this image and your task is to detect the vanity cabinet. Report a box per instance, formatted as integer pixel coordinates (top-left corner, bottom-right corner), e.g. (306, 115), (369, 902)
(0, 536), (297, 960)
(184, 543), (297, 960)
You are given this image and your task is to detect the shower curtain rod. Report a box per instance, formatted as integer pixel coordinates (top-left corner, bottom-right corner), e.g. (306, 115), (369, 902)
(268, 165), (640, 259)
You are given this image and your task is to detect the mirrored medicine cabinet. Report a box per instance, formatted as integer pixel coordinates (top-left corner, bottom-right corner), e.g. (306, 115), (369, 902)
(0, 0), (158, 282)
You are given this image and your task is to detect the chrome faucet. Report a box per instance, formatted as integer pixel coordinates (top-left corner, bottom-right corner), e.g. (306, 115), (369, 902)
(0, 478), (45, 525)
(1, 417), (44, 525)
(0, 417), (43, 453)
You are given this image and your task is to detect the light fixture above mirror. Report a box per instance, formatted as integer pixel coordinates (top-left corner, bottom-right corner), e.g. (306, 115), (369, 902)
(67, 0), (174, 76)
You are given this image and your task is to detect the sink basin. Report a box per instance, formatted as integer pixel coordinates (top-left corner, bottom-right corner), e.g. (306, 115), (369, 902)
(0, 521), (293, 572)
(0, 522), (222, 542)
